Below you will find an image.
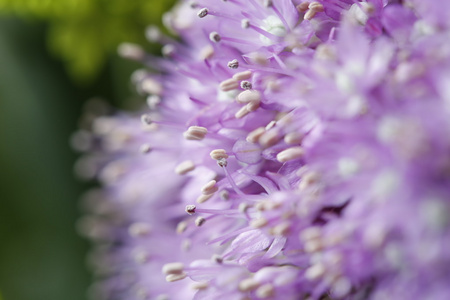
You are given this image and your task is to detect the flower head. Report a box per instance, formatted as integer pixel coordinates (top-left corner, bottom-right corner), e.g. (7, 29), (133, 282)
(75, 0), (450, 299)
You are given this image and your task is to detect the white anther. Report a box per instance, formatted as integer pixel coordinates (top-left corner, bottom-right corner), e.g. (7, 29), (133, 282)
(239, 278), (260, 292)
(141, 114), (152, 125)
(146, 95), (161, 109)
(162, 44), (176, 57)
(175, 160), (196, 175)
(235, 106), (250, 119)
(247, 127), (266, 143)
(212, 254), (223, 263)
(185, 205), (196, 215)
(272, 222), (291, 236)
(236, 90), (261, 104)
(219, 189), (229, 200)
(183, 126), (208, 140)
(176, 221), (188, 234)
(197, 193), (214, 203)
(227, 59), (239, 69)
(209, 32), (221, 42)
(195, 217), (206, 227)
(210, 149), (229, 160)
(246, 99), (260, 112)
(191, 282), (209, 290)
(201, 180), (218, 195)
(265, 120), (277, 130)
(233, 70), (252, 81)
(200, 45), (215, 60)
(197, 7), (208, 18)
(240, 81), (252, 90)
(219, 78), (239, 91)
(238, 203), (250, 213)
(189, 1), (199, 9)
(217, 158), (228, 167)
(309, 2), (324, 11)
(162, 262), (185, 275)
(296, 2), (310, 12)
(259, 130), (280, 148)
(129, 222), (151, 237)
(299, 227), (322, 242)
(264, 0), (273, 7)
(165, 273), (187, 282)
(133, 249), (150, 264)
(139, 144), (152, 154)
(305, 263), (325, 280)
(241, 19), (250, 29)
(276, 147), (304, 163)
(304, 240), (323, 253)
(250, 218), (269, 228)
(141, 78), (163, 95)
(304, 10), (317, 20)
(284, 132), (303, 145)
(256, 284), (275, 298)
(145, 26), (161, 42)
(298, 172), (320, 190)
(118, 43), (146, 60)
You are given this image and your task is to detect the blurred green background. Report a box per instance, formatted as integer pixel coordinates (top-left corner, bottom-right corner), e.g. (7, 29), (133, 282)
(0, 1), (174, 299)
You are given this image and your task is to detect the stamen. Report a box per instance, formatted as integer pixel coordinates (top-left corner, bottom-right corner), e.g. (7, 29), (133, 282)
(246, 99), (260, 112)
(176, 221), (188, 234)
(139, 144), (152, 154)
(241, 19), (250, 29)
(197, 7), (208, 18)
(265, 120), (276, 130)
(217, 158), (228, 167)
(235, 106), (250, 119)
(128, 222), (151, 237)
(240, 81), (252, 90)
(133, 249), (150, 264)
(304, 2), (324, 20)
(236, 90), (261, 104)
(263, 0), (273, 8)
(195, 217), (206, 226)
(141, 78), (163, 95)
(165, 273), (187, 282)
(297, 2), (310, 13)
(304, 263), (325, 280)
(238, 278), (260, 292)
(256, 283), (275, 298)
(271, 222), (291, 236)
(141, 114), (153, 125)
(175, 160), (196, 175)
(200, 45), (215, 60)
(227, 59), (239, 69)
(219, 78), (239, 91)
(212, 254), (223, 263)
(162, 262), (185, 275)
(162, 44), (176, 57)
(220, 189), (230, 200)
(146, 95), (161, 109)
(197, 193), (214, 203)
(250, 218), (269, 228)
(247, 127), (265, 143)
(209, 32), (221, 43)
(191, 282), (209, 290)
(118, 43), (146, 61)
(298, 172), (320, 190)
(276, 147), (304, 163)
(210, 149), (229, 160)
(233, 70), (252, 81)
(284, 132), (303, 145)
(185, 205), (197, 215)
(201, 180), (218, 195)
(183, 126), (208, 140)
(259, 130), (281, 148)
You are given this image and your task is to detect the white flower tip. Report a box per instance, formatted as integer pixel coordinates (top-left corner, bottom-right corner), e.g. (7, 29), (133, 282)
(256, 283), (275, 298)
(250, 218), (268, 228)
(304, 263), (325, 280)
(227, 59), (239, 69)
(175, 160), (196, 175)
(240, 81), (252, 90)
(165, 273), (187, 282)
(241, 19), (250, 29)
(233, 70), (252, 81)
(118, 43), (145, 60)
(201, 180), (218, 195)
(210, 149), (229, 160)
(236, 90), (260, 104)
(139, 144), (152, 154)
(276, 147), (304, 163)
(176, 221), (188, 234)
(196, 193), (214, 203)
(238, 278), (260, 292)
(128, 222), (151, 237)
(195, 216), (206, 227)
(219, 78), (239, 92)
(197, 7), (208, 18)
(209, 32), (221, 43)
(185, 204), (197, 215)
(162, 262), (185, 275)
(184, 126), (208, 140)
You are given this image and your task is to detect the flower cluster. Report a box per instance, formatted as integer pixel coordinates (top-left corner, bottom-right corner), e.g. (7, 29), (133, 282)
(74, 0), (450, 299)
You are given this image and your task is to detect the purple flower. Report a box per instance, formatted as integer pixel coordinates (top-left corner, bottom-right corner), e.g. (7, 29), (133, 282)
(74, 0), (450, 299)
